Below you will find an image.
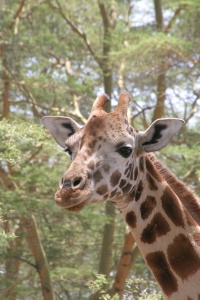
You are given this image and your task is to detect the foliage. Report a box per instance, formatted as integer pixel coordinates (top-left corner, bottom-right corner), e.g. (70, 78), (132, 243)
(88, 274), (164, 300)
(1, 0), (200, 299)
(88, 274), (120, 300)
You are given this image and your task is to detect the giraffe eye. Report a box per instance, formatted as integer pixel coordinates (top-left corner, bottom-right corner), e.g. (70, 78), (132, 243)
(117, 147), (133, 158)
(64, 147), (72, 156)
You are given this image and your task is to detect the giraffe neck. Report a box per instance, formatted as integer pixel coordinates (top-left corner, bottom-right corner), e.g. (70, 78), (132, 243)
(114, 156), (200, 300)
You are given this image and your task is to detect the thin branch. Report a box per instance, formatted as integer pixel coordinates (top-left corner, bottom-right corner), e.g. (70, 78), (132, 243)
(124, 0), (133, 26)
(182, 165), (200, 181)
(184, 95), (200, 124)
(133, 105), (154, 119)
(8, 0), (26, 30)
(73, 94), (87, 124)
(165, 5), (188, 33)
(0, 270), (33, 300)
(13, 256), (37, 268)
(54, 0), (102, 66)
(98, 1), (110, 29)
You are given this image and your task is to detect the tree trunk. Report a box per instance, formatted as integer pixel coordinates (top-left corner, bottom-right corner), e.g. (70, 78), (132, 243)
(109, 231), (140, 299)
(98, 202), (116, 275)
(97, 0), (116, 277)
(153, 0), (164, 31)
(0, 0), (25, 119)
(3, 220), (24, 300)
(89, 5), (116, 300)
(152, 66), (167, 121)
(0, 43), (10, 119)
(22, 215), (55, 300)
(152, 0), (167, 122)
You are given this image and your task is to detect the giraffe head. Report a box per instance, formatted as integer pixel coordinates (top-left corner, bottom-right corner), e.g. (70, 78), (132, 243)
(42, 93), (184, 211)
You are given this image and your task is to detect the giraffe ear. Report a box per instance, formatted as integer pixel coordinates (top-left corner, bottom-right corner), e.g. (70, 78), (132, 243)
(42, 116), (81, 148)
(138, 118), (184, 152)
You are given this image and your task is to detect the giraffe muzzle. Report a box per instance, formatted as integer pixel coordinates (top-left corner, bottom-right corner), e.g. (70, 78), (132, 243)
(61, 176), (85, 191)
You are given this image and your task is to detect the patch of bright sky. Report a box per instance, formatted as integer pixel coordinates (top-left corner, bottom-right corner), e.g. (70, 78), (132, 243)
(131, 0), (155, 26)
(131, 0), (176, 28)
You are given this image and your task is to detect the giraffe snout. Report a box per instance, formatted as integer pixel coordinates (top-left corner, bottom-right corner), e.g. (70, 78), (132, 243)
(61, 176), (85, 190)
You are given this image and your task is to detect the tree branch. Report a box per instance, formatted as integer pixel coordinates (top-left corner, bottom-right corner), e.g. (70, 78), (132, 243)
(8, 0), (26, 30)
(54, 0), (102, 66)
(153, 0), (164, 31)
(165, 5), (188, 33)
(98, 1), (110, 29)
(0, 270), (33, 300)
(13, 256), (37, 268)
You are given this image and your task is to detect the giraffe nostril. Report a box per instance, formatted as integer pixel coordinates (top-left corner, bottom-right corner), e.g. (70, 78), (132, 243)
(62, 179), (71, 189)
(72, 177), (82, 188)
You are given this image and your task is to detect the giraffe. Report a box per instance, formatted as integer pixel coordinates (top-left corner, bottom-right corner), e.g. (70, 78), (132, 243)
(42, 92), (200, 300)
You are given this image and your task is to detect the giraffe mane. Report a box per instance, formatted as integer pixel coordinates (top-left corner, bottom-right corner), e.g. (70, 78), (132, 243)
(148, 153), (200, 226)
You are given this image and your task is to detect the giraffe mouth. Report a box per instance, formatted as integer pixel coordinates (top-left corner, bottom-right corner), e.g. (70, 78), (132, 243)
(54, 185), (91, 211)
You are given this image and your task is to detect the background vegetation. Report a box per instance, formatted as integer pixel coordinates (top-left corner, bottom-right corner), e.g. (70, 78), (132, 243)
(0, 0), (200, 299)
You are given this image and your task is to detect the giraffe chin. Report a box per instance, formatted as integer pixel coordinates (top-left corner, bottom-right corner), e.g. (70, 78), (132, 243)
(66, 202), (86, 211)
(54, 188), (90, 211)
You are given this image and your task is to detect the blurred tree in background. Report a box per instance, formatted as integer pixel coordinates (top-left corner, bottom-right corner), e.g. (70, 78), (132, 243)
(0, 0), (200, 299)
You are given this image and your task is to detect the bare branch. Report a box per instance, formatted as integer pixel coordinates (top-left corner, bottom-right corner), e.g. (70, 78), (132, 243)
(8, 0), (26, 30)
(13, 256), (37, 268)
(73, 94), (87, 124)
(165, 5), (188, 33)
(54, 0), (102, 66)
(124, 0), (133, 26)
(0, 270), (33, 300)
(98, 0), (110, 29)
(184, 95), (200, 124)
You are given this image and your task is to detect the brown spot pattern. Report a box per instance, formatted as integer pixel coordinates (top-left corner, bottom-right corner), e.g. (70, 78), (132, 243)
(139, 156), (144, 172)
(125, 188), (136, 203)
(122, 183), (132, 194)
(161, 186), (185, 228)
(96, 185), (108, 195)
(119, 179), (126, 189)
(146, 158), (162, 182)
(86, 149), (92, 156)
(167, 233), (200, 280)
(184, 208), (198, 227)
(135, 180), (143, 202)
(141, 212), (170, 244)
(87, 160), (95, 170)
(130, 165), (134, 180)
(103, 164), (110, 173)
(110, 170), (121, 187)
(80, 134), (86, 149)
(125, 164), (132, 176)
(126, 211), (137, 228)
(110, 189), (117, 198)
(93, 170), (103, 184)
(145, 251), (178, 296)
(134, 167), (138, 181)
(146, 173), (158, 191)
(88, 139), (97, 149)
(193, 232), (200, 247)
(140, 196), (157, 220)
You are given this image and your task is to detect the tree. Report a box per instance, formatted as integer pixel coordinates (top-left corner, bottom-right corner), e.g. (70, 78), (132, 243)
(1, 0), (200, 299)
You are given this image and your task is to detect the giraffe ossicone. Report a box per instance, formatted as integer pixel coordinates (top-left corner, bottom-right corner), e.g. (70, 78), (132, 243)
(42, 93), (200, 300)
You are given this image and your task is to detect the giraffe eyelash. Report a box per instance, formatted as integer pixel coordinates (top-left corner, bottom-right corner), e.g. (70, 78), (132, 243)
(64, 147), (72, 156)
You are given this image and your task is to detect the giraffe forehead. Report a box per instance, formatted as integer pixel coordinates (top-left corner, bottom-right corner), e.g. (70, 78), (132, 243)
(69, 112), (133, 149)
(86, 112), (128, 135)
